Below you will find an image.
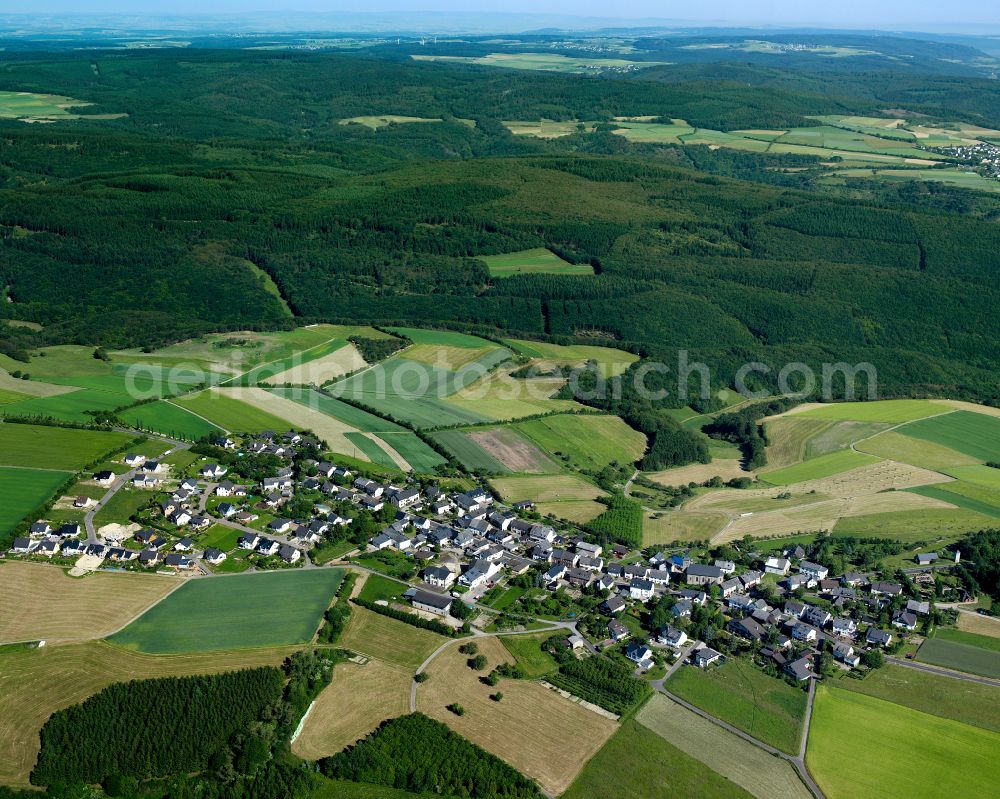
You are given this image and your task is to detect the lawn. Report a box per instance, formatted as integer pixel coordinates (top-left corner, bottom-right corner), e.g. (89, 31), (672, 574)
(0, 423), (133, 470)
(107, 569), (344, 653)
(759, 449), (881, 485)
(832, 664), (1000, 733)
(92, 487), (156, 527)
(807, 686), (1000, 799)
(356, 573), (411, 604)
(665, 659), (806, 754)
(118, 400), (221, 440)
(562, 719), (753, 799)
(514, 413), (646, 472)
(917, 634), (1000, 678)
(486, 586), (525, 612)
(636, 694), (811, 799)
(197, 524), (243, 552)
(794, 399), (949, 424)
(173, 388), (292, 433)
(897, 410), (1000, 462)
(0, 467), (73, 537)
(480, 247), (593, 277)
(499, 632), (559, 678)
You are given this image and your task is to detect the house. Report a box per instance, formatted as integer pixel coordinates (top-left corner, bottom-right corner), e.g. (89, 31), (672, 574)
(233, 511), (258, 524)
(513, 500), (534, 511)
(596, 574), (615, 593)
(257, 538), (280, 556)
(423, 565), (456, 589)
(461, 559), (502, 588)
(57, 523), (81, 539)
(630, 578), (655, 601)
(783, 573), (811, 592)
(36, 539), (60, 557)
(785, 656), (816, 682)
(870, 581), (903, 598)
(216, 480), (237, 497)
(531, 542), (553, 562)
(164, 553), (195, 570)
(61, 539), (85, 556)
(268, 518), (292, 534)
(608, 620), (630, 642)
(685, 564), (724, 586)
(831, 617), (858, 638)
(866, 627), (892, 647)
(543, 563), (567, 585)
(693, 647), (723, 668)
(410, 589), (453, 616)
(740, 570), (763, 589)
(566, 633), (585, 650)
(892, 611), (918, 631)
(170, 509), (192, 527)
(678, 589), (707, 605)
(143, 460), (164, 473)
(93, 470), (116, 486)
(915, 552), (938, 566)
(791, 622), (819, 643)
(217, 502), (239, 518)
(201, 463), (228, 479)
(799, 561), (829, 581)
(10, 537), (33, 554)
(671, 600), (693, 619)
(714, 559), (736, 575)
(528, 524), (556, 543)
(73, 496), (95, 509)
(565, 567), (594, 588)
(764, 557), (791, 576)
(601, 595), (627, 615)
(727, 593), (755, 613)
(624, 563), (650, 581)
(841, 572), (868, 587)
(657, 625), (688, 648)
(552, 549), (579, 568)
(139, 549), (160, 566)
(669, 554), (693, 573)
(720, 577), (742, 598)
(29, 522), (51, 536)
(332, 466), (353, 480)
(625, 641), (655, 671)
(279, 544), (301, 564)
(577, 541), (603, 558)
(174, 537), (194, 552)
(728, 616), (767, 642)
(832, 643), (861, 668)
(906, 599), (931, 616)
(578, 555), (605, 572)
(647, 568), (670, 587)
(123, 454), (145, 467)
(392, 488), (422, 509)
(803, 606), (833, 628)
(203, 548), (226, 565)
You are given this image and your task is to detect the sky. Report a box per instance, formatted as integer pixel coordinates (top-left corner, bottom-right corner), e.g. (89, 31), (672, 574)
(2, 2), (998, 32)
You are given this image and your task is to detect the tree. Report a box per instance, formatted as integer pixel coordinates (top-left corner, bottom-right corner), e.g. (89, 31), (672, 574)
(468, 654), (488, 671)
(862, 649), (885, 669)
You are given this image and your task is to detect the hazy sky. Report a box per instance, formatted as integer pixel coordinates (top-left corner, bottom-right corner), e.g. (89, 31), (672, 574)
(3, 2), (998, 31)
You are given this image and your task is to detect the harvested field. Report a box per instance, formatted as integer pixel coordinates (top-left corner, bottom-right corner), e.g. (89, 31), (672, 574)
(833, 508), (995, 539)
(0, 371), (77, 397)
(404, 343), (499, 369)
(416, 636), (618, 796)
(636, 694), (811, 799)
(338, 606), (445, 671)
(646, 458), (747, 487)
(0, 640), (292, 786)
(260, 343), (366, 385)
(759, 450), (881, 485)
(468, 427), (561, 473)
(763, 417), (833, 469)
(783, 399), (949, 424)
(857, 429), (977, 471)
(491, 473), (605, 503)
(641, 510), (728, 545)
(805, 421), (890, 458)
(957, 612), (1000, 639)
(291, 658), (412, 759)
(0, 562), (178, 644)
(534, 500), (608, 523)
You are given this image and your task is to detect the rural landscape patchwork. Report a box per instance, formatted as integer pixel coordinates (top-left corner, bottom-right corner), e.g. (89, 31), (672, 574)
(1, 5), (1000, 799)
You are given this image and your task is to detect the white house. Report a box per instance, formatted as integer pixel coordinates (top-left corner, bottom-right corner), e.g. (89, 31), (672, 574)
(764, 557), (791, 576)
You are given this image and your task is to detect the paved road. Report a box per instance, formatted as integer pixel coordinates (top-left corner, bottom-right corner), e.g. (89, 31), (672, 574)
(887, 656), (1000, 687)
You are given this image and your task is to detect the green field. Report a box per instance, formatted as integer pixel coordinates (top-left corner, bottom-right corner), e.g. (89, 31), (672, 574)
(108, 569), (344, 653)
(514, 414), (646, 472)
(832, 664), (1000, 733)
(270, 388), (407, 432)
(499, 633), (560, 678)
(356, 573), (411, 604)
(174, 389), (292, 433)
(386, 328), (498, 349)
(0, 90), (120, 122)
(759, 449), (881, 485)
(343, 432), (400, 469)
(0, 423), (132, 470)
(0, 466), (73, 536)
(933, 627), (1000, 653)
(504, 339), (638, 378)
(897, 411), (1000, 462)
(562, 719), (753, 799)
(92, 487), (156, 527)
(118, 400), (222, 440)
(794, 400), (948, 424)
(807, 686), (1000, 799)
(430, 429), (511, 473)
(665, 659), (806, 754)
(832, 508), (996, 539)
(413, 52), (667, 74)
(226, 337), (351, 386)
(480, 248), (593, 277)
(857, 429), (977, 471)
(917, 637), (1000, 678)
(339, 115), (442, 129)
(374, 432), (447, 472)
(907, 483), (1000, 519)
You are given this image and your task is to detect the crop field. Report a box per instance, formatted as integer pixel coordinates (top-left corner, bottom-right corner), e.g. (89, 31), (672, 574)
(467, 427), (563, 472)
(413, 52), (666, 74)
(342, 432), (402, 469)
(108, 569), (344, 653)
(499, 633), (560, 678)
(173, 387), (291, 433)
(226, 337), (356, 386)
(339, 115), (442, 129)
(270, 388), (407, 433)
(645, 458), (747, 487)
(563, 718), (754, 799)
(0, 90), (122, 122)
(0, 423), (132, 470)
(0, 562), (178, 644)
(491, 473), (606, 504)
(0, 640), (292, 786)
(404, 343), (500, 370)
(759, 450), (881, 485)
(907, 483), (1000, 518)
(0, 467), (73, 537)
(917, 637), (1000, 678)
(943, 464), (1000, 490)
(636, 694), (811, 799)
(789, 400), (949, 424)
(832, 664), (1000, 733)
(641, 509), (728, 545)
(807, 686), (1000, 799)
(261, 342), (366, 385)
(291, 658), (412, 760)
(856, 429), (977, 471)
(431, 429), (511, 473)
(957, 612), (1000, 639)
(827, 167), (1000, 193)
(804, 421), (889, 458)
(118, 400), (222, 439)
(338, 606), (445, 671)
(480, 247), (593, 277)
(611, 120), (696, 143)
(514, 414), (646, 472)
(505, 339), (638, 378)
(833, 507), (995, 539)
(0, 387), (29, 405)
(445, 370), (581, 422)
(374, 432), (446, 472)
(762, 417), (834, 469)
(387, 328), (498, 349)
(0, 370), (77, 398)
(535, 499), (608, 523)
(896, 410), (1000, 462)
(415, 636), (618, 796)
(665, 660), (806, 754)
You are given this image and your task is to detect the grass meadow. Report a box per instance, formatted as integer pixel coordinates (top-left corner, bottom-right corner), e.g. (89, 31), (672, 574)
(917, 637), (1000, 678)
(0, 467), (73, 536)
(0, 423), (132, 470)
(897, 410), (1000, 462)
(759, 449), (881, 485)
(118, 400), (222, 440)
(794, 399), (948, 424)
(480, 247), (593, 277)
(107, 569), (344, 653)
